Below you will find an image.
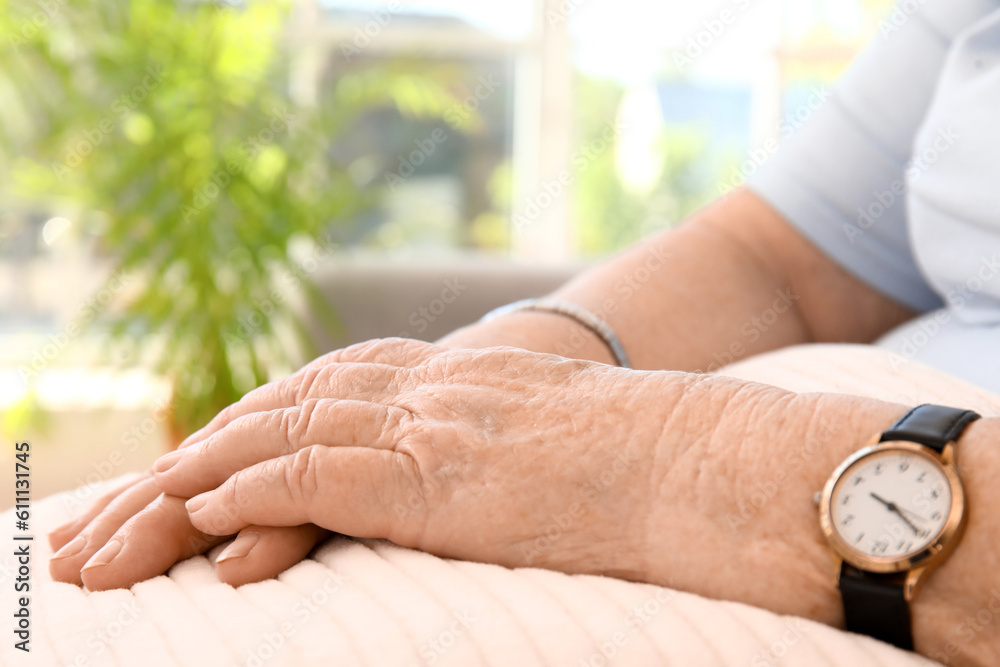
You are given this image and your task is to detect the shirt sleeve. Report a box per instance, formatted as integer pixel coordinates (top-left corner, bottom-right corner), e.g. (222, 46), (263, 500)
(747, 0), (1000, 312)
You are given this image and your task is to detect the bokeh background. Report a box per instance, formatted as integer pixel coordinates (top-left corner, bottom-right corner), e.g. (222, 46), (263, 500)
(0, 0), (893, 508)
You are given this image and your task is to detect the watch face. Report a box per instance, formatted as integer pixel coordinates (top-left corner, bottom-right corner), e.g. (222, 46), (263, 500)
(829, 447), (953, 562)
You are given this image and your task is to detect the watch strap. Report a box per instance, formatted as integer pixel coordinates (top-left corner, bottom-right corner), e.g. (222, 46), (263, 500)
(879, 404), (981, 453)
(839, 563), (914, 650)
(839, 403), (980, 650)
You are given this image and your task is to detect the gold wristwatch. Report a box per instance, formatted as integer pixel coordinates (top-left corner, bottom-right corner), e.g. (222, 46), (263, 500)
(818, 403), (980, 649)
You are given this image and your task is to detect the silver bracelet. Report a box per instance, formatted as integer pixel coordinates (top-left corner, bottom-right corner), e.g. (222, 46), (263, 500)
(480, 298), (631, 368)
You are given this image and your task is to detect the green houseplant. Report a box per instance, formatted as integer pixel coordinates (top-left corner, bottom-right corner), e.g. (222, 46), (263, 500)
(0, 0), (465, 439)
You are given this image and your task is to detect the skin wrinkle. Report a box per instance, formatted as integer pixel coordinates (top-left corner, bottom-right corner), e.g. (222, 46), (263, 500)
(290, 363), (321, 407)
(380, 364), (405, 402)
(591, 381), (648, 576)
(798, 400), (860, 619)
(226, 465), (257, 526)
(723, 383), (772, 506)
(638, 378), (669, 585)
(296, 446), (325, 513)
(758, 395), (831, 566)
(407, 424), (464, 509)
(734, 387), (800, 503)
(381, 450), (418, 541)
(639, 372), (710, 581)
(286, 401), (314, 453)
(682, 381), (749, 515)
(640, 384), (859, 619)
(384, 403), (415, 451)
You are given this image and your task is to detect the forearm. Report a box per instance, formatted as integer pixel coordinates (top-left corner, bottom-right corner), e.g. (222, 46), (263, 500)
(641, 375), (999, 665)
(441, 187), (915, 370)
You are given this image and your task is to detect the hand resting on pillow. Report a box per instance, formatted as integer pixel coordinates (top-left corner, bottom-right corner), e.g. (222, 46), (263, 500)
(49, 337), (1000, 666)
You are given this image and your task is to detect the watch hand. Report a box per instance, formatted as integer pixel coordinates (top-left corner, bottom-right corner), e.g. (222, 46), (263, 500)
(869, 492), (903, 512)
(869, 492), (892, 508)
(893, 509), (922, 536)
(869, 492), (923, 536)
(895, 505), (928, 522)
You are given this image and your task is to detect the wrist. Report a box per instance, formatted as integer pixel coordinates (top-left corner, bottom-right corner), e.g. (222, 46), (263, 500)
(638, 376), (910, 620)
(915, 417), (1000, 666)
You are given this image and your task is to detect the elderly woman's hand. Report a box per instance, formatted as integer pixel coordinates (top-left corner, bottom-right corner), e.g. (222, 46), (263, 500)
(153, 338), (681, 581)
(51, 336), (1000, 665)
(50, 336), (877, 617)
(134, 338), (904, 625)
(48, 338), (449, 590)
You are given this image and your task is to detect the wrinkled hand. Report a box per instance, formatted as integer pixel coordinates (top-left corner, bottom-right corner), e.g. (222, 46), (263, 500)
(48, 339), (440, 590)
(152, 338), (675, 580)
(46, 336), (1000, 666)
(150, 338), (923, 626)
(52, 336), (903, 630)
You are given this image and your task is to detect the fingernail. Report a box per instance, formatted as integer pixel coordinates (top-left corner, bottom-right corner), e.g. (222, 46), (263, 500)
(216, 532), (260, 564)
(48, 518), (82, 548)
(82, 539), (123, 570)
(153, 449), (184, 473)
(186, 493), (209, 514)
(51, 534), (87, 560)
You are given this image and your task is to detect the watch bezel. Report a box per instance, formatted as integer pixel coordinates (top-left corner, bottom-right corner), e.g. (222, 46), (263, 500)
(819, 436), (966, 575)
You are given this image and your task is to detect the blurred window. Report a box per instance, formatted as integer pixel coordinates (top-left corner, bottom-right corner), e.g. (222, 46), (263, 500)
(0, 0), (896, 334)
(315, 0), (894, 258)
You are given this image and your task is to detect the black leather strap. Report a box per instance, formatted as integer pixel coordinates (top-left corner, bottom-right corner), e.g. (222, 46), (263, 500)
(840, 564), (914, 650)
(840, 403), (981, 650)
(879, 403), (981, 453)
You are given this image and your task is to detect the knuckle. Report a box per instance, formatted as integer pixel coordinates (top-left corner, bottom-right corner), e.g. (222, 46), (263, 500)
(291, 365), (322, 404)
(387, 452), (432, 539)
(204, 473), (251, 533)
(280, 401), (320, 454)
(383, 404), (413, 438)
(230, 470), (256, 512)
(287, 445), (323, 505)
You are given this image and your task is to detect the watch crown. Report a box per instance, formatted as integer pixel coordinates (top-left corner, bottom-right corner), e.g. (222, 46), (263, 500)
(813, 491), (822, 507)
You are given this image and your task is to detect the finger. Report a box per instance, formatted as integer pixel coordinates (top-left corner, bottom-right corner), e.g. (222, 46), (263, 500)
(186, 446), (422, 543)
(178, 338), (436, 448)
(156, 399), (411, 498)
(49, 476), (162, 585)
(214, 524), (329, 587)
(179, 362), (404, 450)
(80, 494), (228, 591)
(48, 476), (146, 551)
